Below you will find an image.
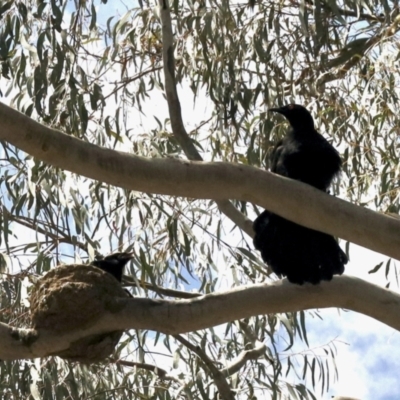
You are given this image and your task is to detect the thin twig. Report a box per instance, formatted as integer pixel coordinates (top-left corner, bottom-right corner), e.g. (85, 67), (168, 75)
(218, 321), (267, 377)
(221, 342), (266, 377)
(174, 334), (236, 400)
(123, 277), (201, 299)
(112, 358), (185, 385)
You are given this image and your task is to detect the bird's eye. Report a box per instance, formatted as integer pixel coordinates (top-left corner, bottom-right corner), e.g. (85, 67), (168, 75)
(288, 104), (295, 110)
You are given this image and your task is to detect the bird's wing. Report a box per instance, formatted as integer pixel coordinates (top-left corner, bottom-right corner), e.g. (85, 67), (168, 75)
(270, 139), (284, 173)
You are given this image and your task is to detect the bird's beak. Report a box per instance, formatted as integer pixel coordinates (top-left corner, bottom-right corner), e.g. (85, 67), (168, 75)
(268, 107), (283, 114)
(122, 252), (135, 260)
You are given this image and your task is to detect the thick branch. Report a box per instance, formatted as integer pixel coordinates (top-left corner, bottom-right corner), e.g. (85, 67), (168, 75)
(3, 276), (400, 360)
(158, 0), (201, 161)
(158, 0), (253, 237)
(1, 101), (400, 259)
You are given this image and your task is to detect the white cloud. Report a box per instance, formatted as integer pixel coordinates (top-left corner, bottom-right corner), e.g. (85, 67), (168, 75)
(303, 243), (400, 399)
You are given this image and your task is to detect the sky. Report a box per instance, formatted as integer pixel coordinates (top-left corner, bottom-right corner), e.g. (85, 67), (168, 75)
(310, 244), (400, 399)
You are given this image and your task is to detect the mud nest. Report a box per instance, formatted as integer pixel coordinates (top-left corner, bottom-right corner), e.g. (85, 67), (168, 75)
(30, 264), (129, 363)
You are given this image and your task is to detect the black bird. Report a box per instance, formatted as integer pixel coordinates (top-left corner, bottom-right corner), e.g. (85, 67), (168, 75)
(91, 252), (134, 282)
(253, 104), (348, 285)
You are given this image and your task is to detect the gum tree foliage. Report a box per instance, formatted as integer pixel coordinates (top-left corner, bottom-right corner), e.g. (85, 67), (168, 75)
(0, 0), (399, 398)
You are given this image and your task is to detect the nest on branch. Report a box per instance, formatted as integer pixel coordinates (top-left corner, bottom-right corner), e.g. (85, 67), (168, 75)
(30, 264), (129, 363)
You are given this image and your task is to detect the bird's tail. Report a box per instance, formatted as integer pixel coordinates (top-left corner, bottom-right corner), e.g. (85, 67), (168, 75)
(253, 212), (348, 285)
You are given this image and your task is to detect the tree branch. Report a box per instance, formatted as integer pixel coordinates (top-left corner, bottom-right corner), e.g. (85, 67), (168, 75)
(319, 15), (400, 85)
(158, 0), (254, 237)
(221, 342), (266, 377)
(283, 15), (400, 90)
(295, 0), (385, 22)
(174, 334), (235, 400)
(221, 321), (267, 377)
(112, 358), (184, 385)
(4, 211), (87, 252)
(112, 357), (192, 398)
(332, 397), (361, 400)
(123, 277), (201, 298)
(158, 0), (201, 161)
(1, 101), (400, 260)
(3, 276), (400, 361)
(325, 4), (383, 22)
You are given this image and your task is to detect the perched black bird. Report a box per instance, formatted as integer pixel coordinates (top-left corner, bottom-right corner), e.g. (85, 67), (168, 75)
(91, 252), (134, 282)
(253, 104), (348, 285)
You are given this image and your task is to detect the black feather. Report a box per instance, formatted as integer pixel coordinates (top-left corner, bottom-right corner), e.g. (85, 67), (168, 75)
(91, 252), (134, 282)
(253, 104), (347, 284)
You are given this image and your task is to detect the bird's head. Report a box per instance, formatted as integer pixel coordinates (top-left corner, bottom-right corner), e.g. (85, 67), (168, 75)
(91, 252), (134, 282)
(269, 104), (314, 130)
(102, 252), (134, 265)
